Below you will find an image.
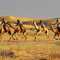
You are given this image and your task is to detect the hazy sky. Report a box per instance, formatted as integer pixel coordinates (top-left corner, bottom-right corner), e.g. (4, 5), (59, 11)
(16, 0), (48, 17)
(0, 0), (60, 17)
(0, 0), (16, 15)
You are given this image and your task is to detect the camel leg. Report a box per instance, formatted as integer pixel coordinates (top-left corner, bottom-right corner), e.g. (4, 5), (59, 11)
(34, 36), (36, 41)
(8, 35), (12, 41)
(58, 33), (60, 40)
(53, 33), (56, 40)
(23, 32), (27, 41)
(34, 32), (37, 42)
(59, 34), (60, 40)
(21, 30), (27, 41)
(33, 36), (36, 42)
(46, 32), (49, 39)
(7, 30), (16, 41)
(12, 32), (16, 40)
(0, 28), (2, 36)
(8, 31), (16, 41)
(54, 33), (59, 40)
(56, 32), (60, 40)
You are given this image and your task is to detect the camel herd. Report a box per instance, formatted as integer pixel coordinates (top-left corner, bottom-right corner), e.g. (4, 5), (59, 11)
(0, 17), (60, 40)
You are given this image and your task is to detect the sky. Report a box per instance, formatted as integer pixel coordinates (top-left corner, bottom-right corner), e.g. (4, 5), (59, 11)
(0, 0), (60, 18)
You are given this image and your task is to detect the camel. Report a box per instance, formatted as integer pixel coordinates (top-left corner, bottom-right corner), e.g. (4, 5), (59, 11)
(32, 21), (40, 40)
(11, 19), (26, 40)
(0, 18), (11, 34)
(50, 18), (60, 40)
(50, 24), (60, 40)
(38, 20), (49, 36)
(32, 20), (49, 40)
(0, 18), (16, 40)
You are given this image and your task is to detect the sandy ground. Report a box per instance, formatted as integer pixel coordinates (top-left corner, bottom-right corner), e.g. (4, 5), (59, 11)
(0, 30), (59, 60)
(0, 40), (60, 60)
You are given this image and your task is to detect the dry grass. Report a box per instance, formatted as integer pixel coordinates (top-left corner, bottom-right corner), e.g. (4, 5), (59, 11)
(0, 16), (60, 60)
(0, 29), (54, 42)
(0, 40), (60, 60)
(0, 33), (59, 60)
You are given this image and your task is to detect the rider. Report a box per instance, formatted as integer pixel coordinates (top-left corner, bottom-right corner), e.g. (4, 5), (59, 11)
(2, 18), (11, 35)
(55, 18), (60, 32)
(16, 19), (25, 32)
(33, 21), (40, 32)
(39, 20), (43, 27)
